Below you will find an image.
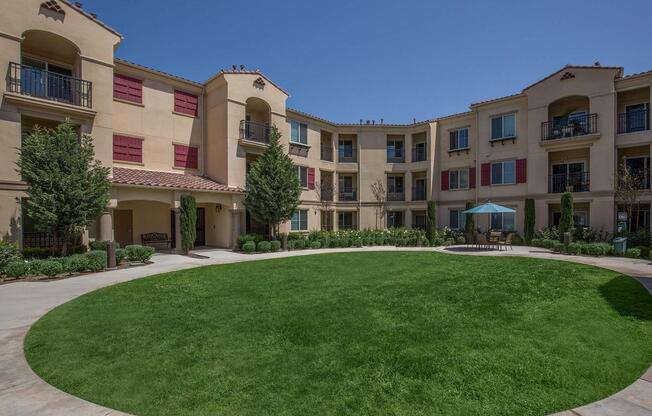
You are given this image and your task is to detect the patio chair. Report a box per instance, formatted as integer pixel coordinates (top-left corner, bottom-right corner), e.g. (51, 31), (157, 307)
(499, 233), (514, 250)
(489, 231), (502, 250)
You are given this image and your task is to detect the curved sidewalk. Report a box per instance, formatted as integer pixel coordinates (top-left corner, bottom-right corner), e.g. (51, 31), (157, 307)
(0, 246), (650, 416)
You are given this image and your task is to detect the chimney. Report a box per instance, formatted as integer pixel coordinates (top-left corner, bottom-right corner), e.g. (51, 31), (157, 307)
(90, 12), (97, 18)
(75, 2), (82, 8)
(359, 119), (363, 125)
(232, 65), (237, 71)
(413, 118), (416, 124)
(380, 118), (384, 124)
(366, 120), (370, 125)
(240, 64), (245, 71)
(594, 61), (601, 66)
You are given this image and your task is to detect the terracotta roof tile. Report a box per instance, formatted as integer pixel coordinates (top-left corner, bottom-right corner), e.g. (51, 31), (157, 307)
(112, 167), (243, 193)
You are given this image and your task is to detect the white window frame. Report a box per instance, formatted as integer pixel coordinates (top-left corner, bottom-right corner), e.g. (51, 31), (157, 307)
(449, 127), (469, 150)
(290, 120), (308, 145)
(291, 209), (308, 231)
(490, 160), (516, 185)
(449, 168), (469, 190)
(296, 165), (308, 188)
(490, 113), (516, 140)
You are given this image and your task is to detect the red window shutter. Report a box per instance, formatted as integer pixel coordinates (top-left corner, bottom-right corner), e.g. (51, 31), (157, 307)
(441, 170), (449, 191)
(481, 163), (491, 186)
(307, 167), (315, 190)
(113, 74), (142, 104)
(174, 90), (198, 116)
(174, 144), (198, 169)
(469, 167), (476, 189)
(113, 135), (142, 163)
(516, 159), (527, 183)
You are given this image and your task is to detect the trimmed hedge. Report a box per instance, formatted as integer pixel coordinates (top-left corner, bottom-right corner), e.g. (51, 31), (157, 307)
(39, 260), (63, 277)
(5, 261), (27, 278)
(270, 241), (281, 252)
(85, 250), (108, 272)
(115, 248), (127, 264)
(257, 241), (271, 252)
(125, 245), (155, 263)
(243, 241), (256, 253)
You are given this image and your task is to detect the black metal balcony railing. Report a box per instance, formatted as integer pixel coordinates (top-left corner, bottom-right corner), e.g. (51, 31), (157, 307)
(541, 113), (598, 141)
(387, 191), (405, 201)
(387, 151), (405, 163)
(627, 168), (651, 190)
(338, 147), (357, 163)
(412, 186), (426, 201)
(549, 172), (590, 193)
(321, 144), (333, 161)
(338, 189), (357, 201)
(412, 146), (427, 162)
(617, 109), (649, 134)
(7, 62), (92, 108)
(239, 120), (270, 144)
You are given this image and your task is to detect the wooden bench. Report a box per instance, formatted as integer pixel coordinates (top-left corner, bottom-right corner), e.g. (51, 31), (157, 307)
(141, 232), (172, 249)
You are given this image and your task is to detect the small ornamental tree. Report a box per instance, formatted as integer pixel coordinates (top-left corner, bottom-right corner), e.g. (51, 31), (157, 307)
(180, 195), (197, 254)
(370, 179), (387, 229)
(426, 200), (437, 242)
(17, 122), (110, 256)
(465, 201), (475, 242)
(524, 198), (535, 244)
(559, 192), (574, 242)
(244, 125), (301, 237)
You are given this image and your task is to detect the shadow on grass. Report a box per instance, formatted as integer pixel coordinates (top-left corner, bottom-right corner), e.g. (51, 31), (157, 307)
(599, 275), (652, 321)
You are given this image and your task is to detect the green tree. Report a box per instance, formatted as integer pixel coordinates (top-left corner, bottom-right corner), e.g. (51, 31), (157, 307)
(426, 201), (437, 242)
(180, 195), (197, 254)
(465, 201), (475, 242)
(17, 122), (110, 256)
(244, 125), (301, 236)
(559, 192), (574, 242)
(524, 198), (535, 244)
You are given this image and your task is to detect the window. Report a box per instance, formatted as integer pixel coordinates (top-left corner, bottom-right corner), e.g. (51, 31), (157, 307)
(338, 140), (355, 162)
(296, 166), (308, 187)
(113, 74), (142, 104)
(491, 113), (516, 140)
(491, 160), (516, 185)
(449, 128), (469, 150)
(387, 138), (404, 162)
(449, 209), (465, 230)
(413, 212), (426, 229)
(290, 121), (308, 144)
(387, 211), (404, 228)
(174, 90), (198, 116)
(113, 135), (142, 163)
(387, 175), (404, 193)
(413, 141), (427, 161)
(174, 144), (198, 169)
(553, 211), (588, 228)
(491, 212), (515, 231)
(338, 211), (355, 230)
(449, 168), (469, 190)
(291, 209), (308, 231)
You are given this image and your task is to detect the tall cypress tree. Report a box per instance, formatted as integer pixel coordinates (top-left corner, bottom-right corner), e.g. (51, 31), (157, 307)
(244, 125), (301, 236)
(559, 192), (574, 242)
(17, 122), (110, 256)
(426, 200), (437, 242)
(524, 198), (535, 244)
(180, 195), (197, 254)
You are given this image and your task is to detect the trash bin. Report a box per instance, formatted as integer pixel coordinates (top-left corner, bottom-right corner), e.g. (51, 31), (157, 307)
(613, 237), (627, 255)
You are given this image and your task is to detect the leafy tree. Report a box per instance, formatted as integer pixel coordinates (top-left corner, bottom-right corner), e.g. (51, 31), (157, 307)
(426, 201), (437, 242)
(465, 201), (475, 242)
(244, 125), (301, 236)
(524, 198), (535, 244)
(559, 192), (574, 242)
(180, 195), (197, 254)
(614, 162), (645, 232)
(17, 122), (110, 256)
(370, 179), (387, 229)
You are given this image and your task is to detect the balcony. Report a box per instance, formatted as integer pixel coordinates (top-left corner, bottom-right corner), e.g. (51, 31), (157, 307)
(239, 120), (270, 144)
(338, 148), (357, 163)
(412, 146), (427, 162)
(321, 144), (333, 162)
(320, 190), (334, 201)
(387, 191), (405, 201)
(549, 172), (590, 193)
(7, 62), (92, 108)
(541, 113), (598, 141)
(618, 109), (649, 134)
(412, 186), (426, 201)
(338, 189), (357, 201)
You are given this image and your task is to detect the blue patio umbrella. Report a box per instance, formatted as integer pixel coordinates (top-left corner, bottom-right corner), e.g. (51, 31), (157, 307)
(463, 202), (515, 231)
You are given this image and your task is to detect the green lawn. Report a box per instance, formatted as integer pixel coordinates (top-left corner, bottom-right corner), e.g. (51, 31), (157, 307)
(25, 252), (652, 416)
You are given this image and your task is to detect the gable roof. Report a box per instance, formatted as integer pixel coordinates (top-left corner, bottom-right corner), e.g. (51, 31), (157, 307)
(58, 0), (123, 39)
(522, 64), (623, 92)
(204, 68), (289, 96)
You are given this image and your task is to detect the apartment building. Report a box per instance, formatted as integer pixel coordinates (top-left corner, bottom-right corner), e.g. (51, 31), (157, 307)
(1, 0), (651, 251)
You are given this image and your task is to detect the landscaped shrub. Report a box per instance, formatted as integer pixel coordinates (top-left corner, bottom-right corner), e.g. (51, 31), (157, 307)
(25, 259), (45, 276)
(125, 245), (155, 263)
(552, 241), (566, 253)
(238, 234), (265, 250)
(540, 239), (557, 249)
(270, 240), (281, 252)
(524, 198), (535, 244)
(294, 239), (306, 250)
(22, 247), (55, 259)
(310, 241), (322, 249)
(257, 241), (271, 252)
(5, 261), (27, 278)
(243, 241), (256, 253)
(89, 240), (121, 251)
(626, 248), (642, 258)
(85, 250), (107, 271)
(38, 260), (63, 277)
(0, 241), (20, 274)
(455, 236), (466, 245)
(559, 192), (574, 241)
(530, 238), (542, 247)
(63, 254), (90, 273)
(567, 242), (582, 255)
(352, 237), (363, 247)
(115, 248), (127, 264)
(632, 245), (650, 258)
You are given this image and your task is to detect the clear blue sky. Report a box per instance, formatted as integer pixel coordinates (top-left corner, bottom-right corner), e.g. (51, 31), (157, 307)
(84, 0), (652, 124)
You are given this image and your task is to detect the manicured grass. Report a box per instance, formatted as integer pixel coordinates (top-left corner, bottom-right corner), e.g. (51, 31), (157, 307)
(25, 252), (652, 416)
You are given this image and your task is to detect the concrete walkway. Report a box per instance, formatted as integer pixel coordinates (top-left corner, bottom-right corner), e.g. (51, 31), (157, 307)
(0, 246), (650, 415)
